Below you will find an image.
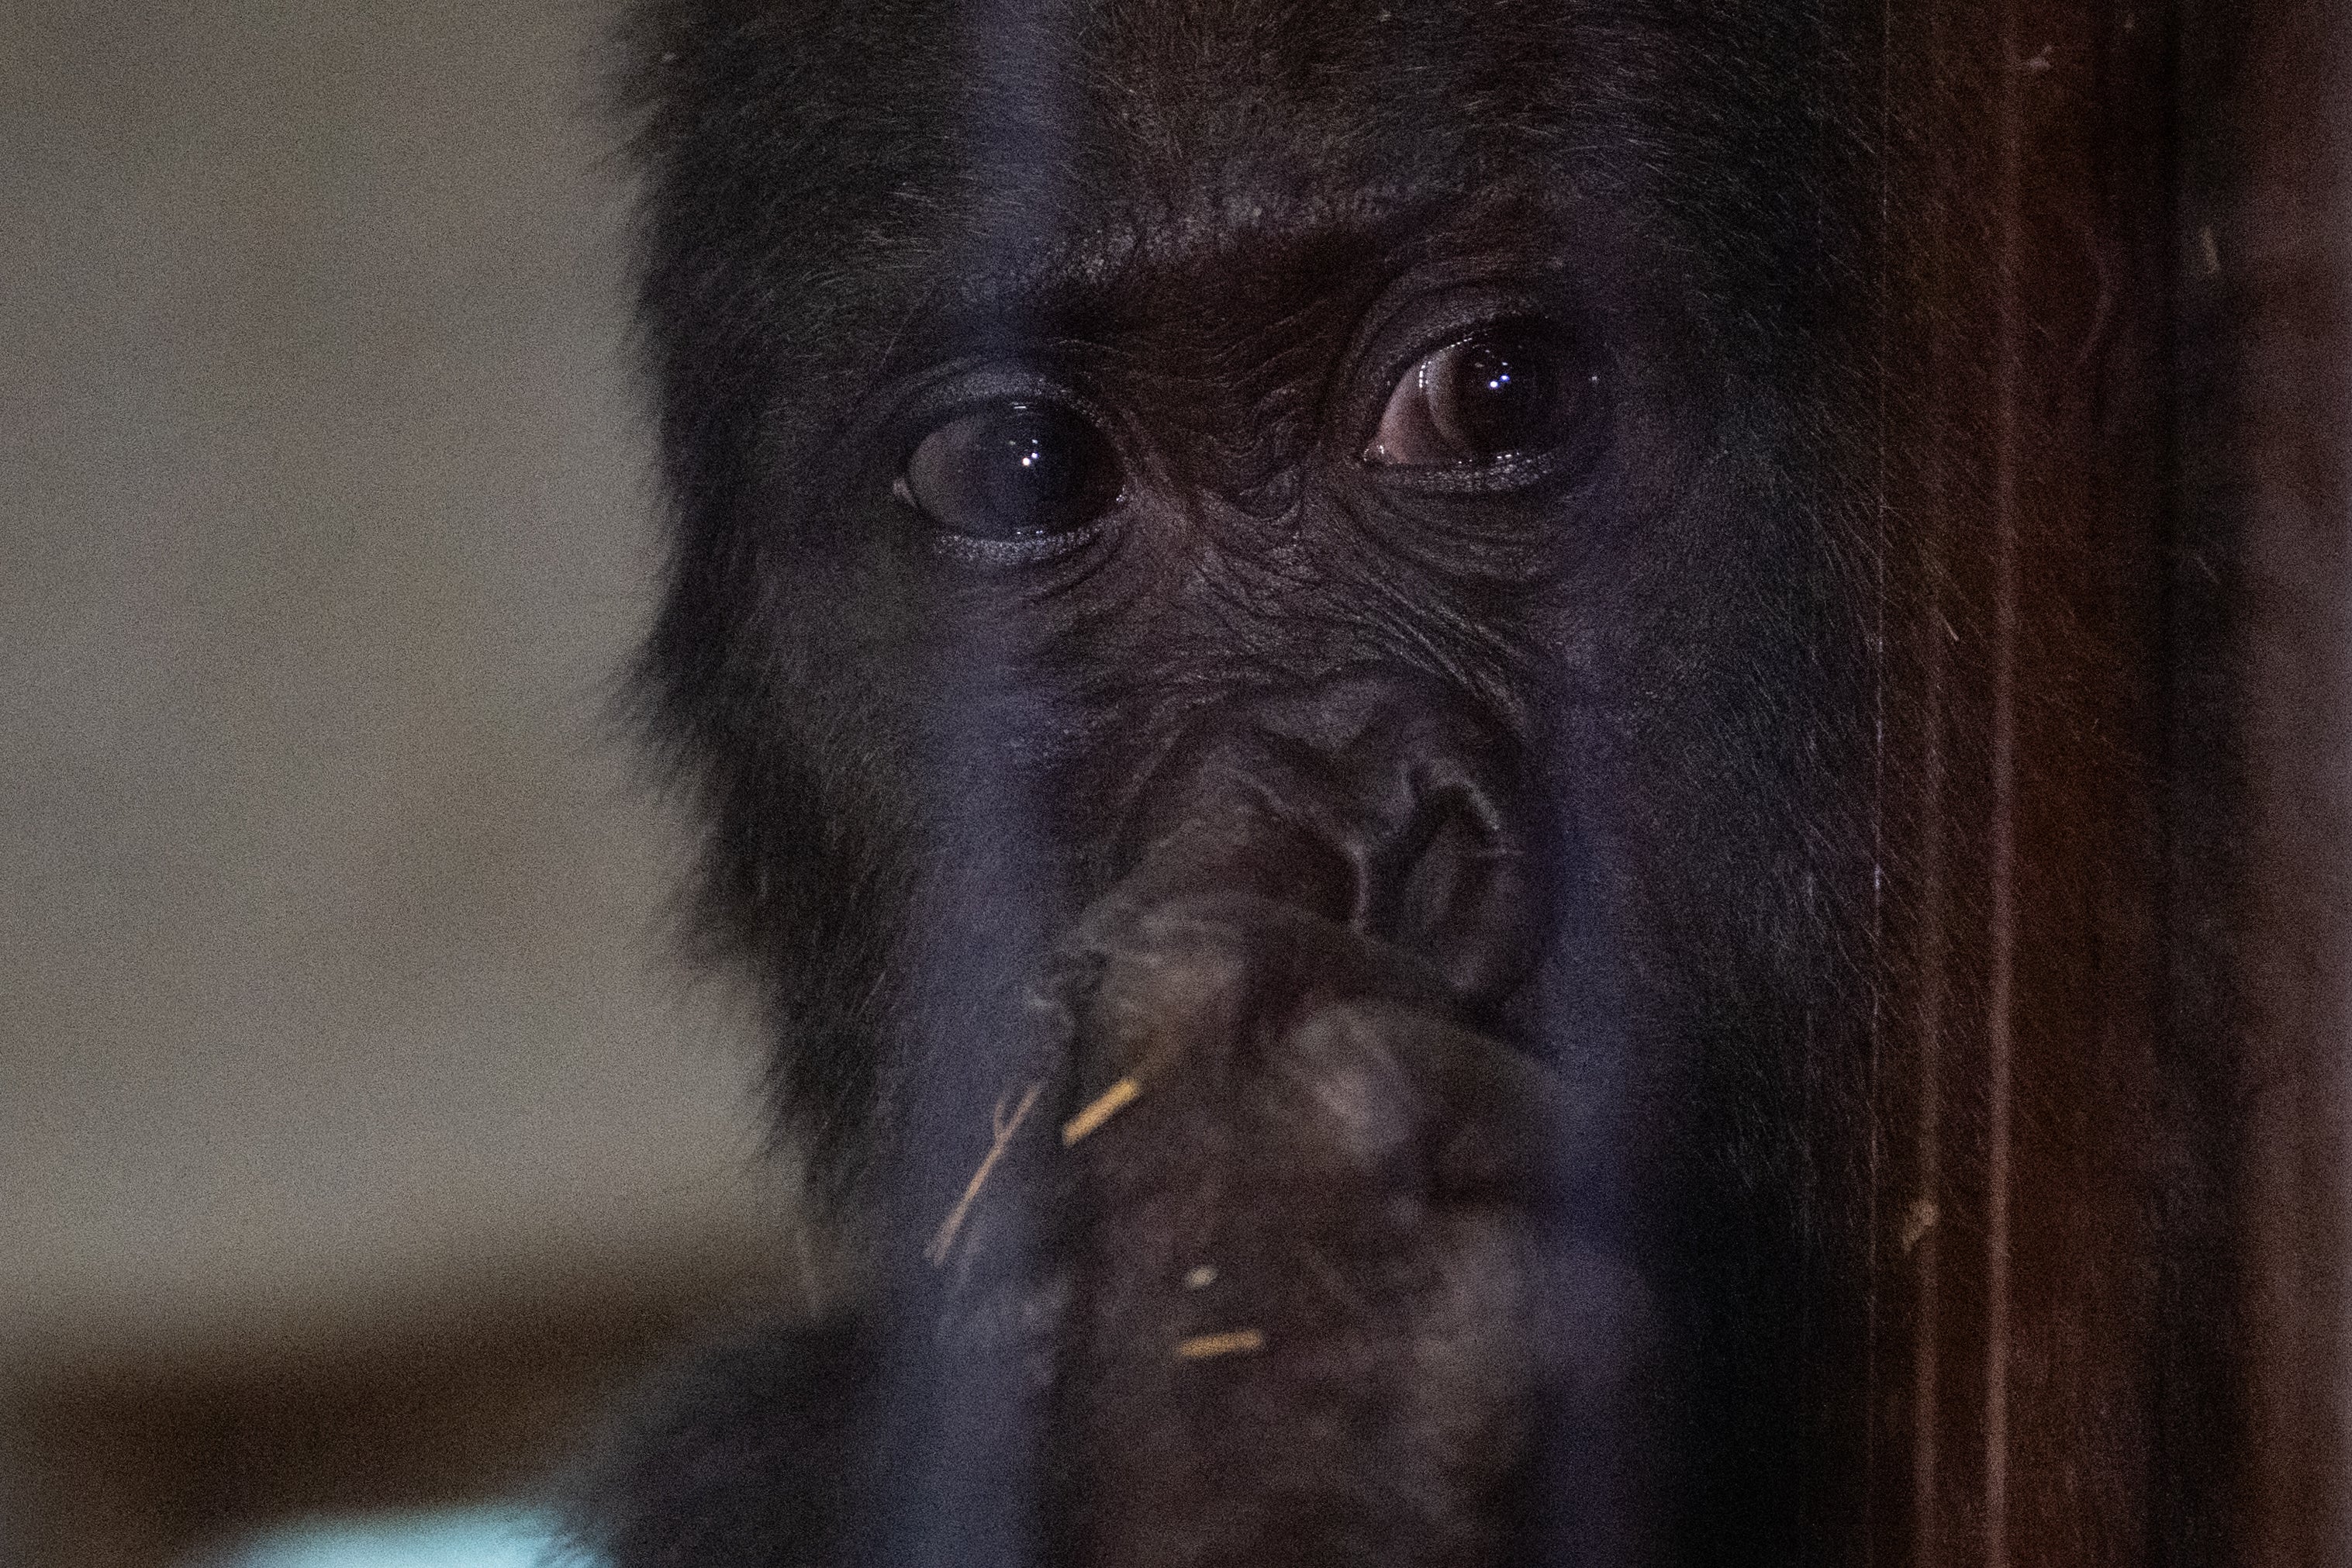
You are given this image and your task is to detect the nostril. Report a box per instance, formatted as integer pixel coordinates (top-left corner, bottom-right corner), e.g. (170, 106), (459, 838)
(1375, 779), (1536, 1007)
(1380, 789), (1484, 948)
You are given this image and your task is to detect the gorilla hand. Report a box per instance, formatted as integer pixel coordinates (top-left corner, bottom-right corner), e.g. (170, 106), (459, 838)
(1041, 672), (1587, 1568)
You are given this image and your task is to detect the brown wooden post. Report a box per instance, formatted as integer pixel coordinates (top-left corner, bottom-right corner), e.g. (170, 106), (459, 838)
(1863, 0), (2351, 1561)
(1866, 0), (2187, 1561)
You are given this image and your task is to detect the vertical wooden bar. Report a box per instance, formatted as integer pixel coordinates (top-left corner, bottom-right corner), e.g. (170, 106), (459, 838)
(1867, 1), (2183, 1562)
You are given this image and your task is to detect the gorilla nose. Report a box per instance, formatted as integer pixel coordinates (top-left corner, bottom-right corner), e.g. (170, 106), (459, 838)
(1106, 669), (1548, 1008)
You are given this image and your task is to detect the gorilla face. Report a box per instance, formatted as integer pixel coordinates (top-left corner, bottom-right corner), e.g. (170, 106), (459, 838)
(616, 2), (1873, 1563)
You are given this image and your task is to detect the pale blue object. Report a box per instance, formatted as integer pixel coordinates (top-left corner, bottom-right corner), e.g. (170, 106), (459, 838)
(212, 1507), (573, 1568)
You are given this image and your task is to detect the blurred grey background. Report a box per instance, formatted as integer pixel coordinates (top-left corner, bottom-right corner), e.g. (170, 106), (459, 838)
(2, 3), (788, 1560)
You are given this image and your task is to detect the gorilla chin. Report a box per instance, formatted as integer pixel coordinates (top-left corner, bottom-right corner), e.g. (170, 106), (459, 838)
(571, 2), (1874, 1565)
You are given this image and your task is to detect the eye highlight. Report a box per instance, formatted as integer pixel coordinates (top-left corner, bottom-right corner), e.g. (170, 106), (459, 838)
(899, 399), (1123, 544)
(1363, 323), (1603, 471)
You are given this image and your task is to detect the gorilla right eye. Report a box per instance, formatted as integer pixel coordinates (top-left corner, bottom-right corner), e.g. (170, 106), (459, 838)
(900, 399), (1124, 543)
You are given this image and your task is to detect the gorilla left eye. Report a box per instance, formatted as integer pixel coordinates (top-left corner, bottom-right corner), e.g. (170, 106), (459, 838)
(900, 399), (1124, 544)
(1364, 323), (1601, 470)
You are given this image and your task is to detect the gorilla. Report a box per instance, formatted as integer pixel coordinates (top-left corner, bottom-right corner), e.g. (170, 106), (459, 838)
(570, 1), (1881, 1563)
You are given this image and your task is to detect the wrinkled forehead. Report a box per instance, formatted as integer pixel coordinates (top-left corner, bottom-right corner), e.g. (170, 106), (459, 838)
(641, 0), (1628, 257)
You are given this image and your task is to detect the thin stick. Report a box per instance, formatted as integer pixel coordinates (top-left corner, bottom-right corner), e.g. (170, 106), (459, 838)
(1061, 1076), (1141, 1145)
(1175, 1328), (1266, 1360)
(925, 1079), (1045, 1267)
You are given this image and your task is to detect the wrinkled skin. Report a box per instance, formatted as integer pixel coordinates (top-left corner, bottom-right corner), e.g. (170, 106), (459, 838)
(573, 2), (1877, 1565)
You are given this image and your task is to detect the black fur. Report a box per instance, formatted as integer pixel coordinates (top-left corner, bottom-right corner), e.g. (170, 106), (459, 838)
(571, 2), (1878, 1563)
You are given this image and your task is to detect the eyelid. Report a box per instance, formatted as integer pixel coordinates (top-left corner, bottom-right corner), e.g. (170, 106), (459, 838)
(924, 523), (1106, 566)
(882, 347), (1117, 444)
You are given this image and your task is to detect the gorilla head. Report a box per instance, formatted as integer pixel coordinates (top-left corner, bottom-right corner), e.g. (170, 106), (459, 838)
(589, 2), (1874, 1564)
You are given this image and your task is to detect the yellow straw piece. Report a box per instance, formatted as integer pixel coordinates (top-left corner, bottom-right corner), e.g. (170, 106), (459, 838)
(1061, 1076), (1142, 1145)
(1175, 1328), (1266, 1360)
(924, 1080), (1045, 1267)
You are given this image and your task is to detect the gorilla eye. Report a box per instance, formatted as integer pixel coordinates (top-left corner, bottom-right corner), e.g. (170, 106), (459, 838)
(900, 399), (1124, 543)
(1364, 323), (1601, 470)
